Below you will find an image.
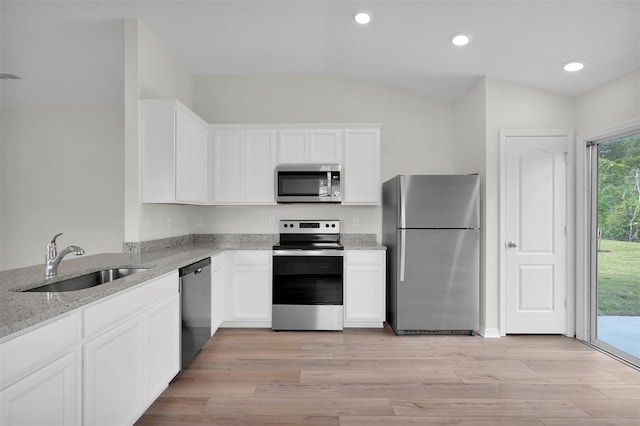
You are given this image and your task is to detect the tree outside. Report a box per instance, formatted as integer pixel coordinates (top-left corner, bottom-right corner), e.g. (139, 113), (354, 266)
(597, 134), (640, 316)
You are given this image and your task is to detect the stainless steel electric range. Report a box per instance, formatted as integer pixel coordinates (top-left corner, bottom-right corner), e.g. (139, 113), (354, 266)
(272, 220), (344, 331)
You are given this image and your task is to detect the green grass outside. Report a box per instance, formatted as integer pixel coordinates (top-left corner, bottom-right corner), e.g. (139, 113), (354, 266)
(597, 239), (640, 316)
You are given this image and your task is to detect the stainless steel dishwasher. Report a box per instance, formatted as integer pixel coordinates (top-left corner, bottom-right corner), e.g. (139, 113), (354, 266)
(179, 257), (211, 369)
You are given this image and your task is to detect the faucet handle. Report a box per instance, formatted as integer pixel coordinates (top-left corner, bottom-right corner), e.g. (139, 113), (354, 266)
(49, 233), (63, 245)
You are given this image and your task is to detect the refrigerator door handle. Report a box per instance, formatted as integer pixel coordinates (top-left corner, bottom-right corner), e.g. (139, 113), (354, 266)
(399, 229), (406, 282)
(399, 175), (407, 228)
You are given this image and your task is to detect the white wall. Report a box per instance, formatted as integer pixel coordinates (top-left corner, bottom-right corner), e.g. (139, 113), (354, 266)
(483, 77), (575, 335)
(192, 74), (455, 237)
(123, 18), (196, 243)
(575, 70), (640, 136)
(0, 108), (124, 270)
(452, 79), (488, 332)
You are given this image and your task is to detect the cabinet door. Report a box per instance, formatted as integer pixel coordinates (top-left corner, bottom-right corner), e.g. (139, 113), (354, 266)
(212, 130), (244, 203)
(225, 251), (272, 326)
(278, 130), (308, 164)
(342, 129), (381, 205)
(84, 317), (145, 426)
(175, 107), (193, 203)
(146, 294), (180, 401)
(211, 253), (225, 334)
(344, 251), (386, 327)
(244, 130), (277, 203)
(309, 129), (342, 164)
(0, 351), (80, 426)
(176, 110), (208, 204)
(189, 121), (208, 203)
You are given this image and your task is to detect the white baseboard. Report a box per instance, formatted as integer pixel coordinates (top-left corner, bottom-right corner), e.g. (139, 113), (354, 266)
(479, 326), (501, 338)
(221, 321), (271, 328)
(344, 321), (384, 328)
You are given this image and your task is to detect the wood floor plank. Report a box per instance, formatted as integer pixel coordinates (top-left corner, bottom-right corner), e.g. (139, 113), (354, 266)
(340, 416), (544, 425)
(136, 414), (339, 425)
(423, 383), (609, 400)
(591, 384), (640, 399)
(524, 359), (632, 373)
(160, 379), (255, 397)
(178, 368), (300, 383)
(301, 369), (460, 384)
(203, 397), (395, 416)
(571, 399), (640, 418)
(539, 419), (640, 425)
(230, 359), (381, 371)
(455, 370), (627, 385)
(609, 369), (640, 385)
(254, 382), (428, 399)
(378, 358), (533, 371)
(142, 397), (209, 415)
(391, 399), (590, 418)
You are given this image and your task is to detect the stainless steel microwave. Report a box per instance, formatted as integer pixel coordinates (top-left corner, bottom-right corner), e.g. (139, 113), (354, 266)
(276, 164), (342, 203)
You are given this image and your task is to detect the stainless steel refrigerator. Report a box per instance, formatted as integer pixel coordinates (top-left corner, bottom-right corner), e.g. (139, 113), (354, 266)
(383, 175), (480, 335)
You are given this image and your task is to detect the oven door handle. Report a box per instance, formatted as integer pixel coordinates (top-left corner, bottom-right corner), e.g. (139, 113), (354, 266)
(272, 250), (344, 257)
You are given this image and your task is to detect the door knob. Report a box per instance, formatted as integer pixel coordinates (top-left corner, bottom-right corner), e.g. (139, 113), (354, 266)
(507, 241), (517, 248)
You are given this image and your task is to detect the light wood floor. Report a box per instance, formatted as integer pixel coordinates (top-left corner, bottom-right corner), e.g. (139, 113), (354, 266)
(136, 326), (640, 425)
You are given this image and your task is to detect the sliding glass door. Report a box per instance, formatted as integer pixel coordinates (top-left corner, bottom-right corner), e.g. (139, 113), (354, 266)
(589, 133), (640, 366)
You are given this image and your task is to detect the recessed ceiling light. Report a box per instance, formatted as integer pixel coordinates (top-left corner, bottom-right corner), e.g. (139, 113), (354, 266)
(354, 12), (371, 25)
(563, 60), (585, 72)
(450, 33), (471, 46)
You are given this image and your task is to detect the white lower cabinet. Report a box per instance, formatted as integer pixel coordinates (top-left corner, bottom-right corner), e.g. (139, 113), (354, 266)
(146, 294), (180, 401)
(83, 271), (179, 425)
(344, 250), (386, 328)
(0, 313), (81, 426)
(223, 251), (272, 327)
(1, 350), (80, 426)
(83, 316), (146, 426)
(210, 253), (225, 334)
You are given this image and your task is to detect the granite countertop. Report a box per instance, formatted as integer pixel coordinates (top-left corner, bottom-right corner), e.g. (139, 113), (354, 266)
(0, 235), (384, 341)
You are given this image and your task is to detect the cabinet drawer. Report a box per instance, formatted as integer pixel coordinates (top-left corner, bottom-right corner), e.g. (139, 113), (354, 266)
(346, 250), (385, 265)
(229, 251), (271, 265)
(0, 313), (79, 387)
(83, 271), (178, 338)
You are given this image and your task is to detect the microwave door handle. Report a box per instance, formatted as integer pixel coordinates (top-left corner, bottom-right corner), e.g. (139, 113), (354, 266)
(328, 171), (332, 199)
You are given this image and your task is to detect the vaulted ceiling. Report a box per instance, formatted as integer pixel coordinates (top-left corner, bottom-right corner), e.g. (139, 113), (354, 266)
(1, 0), (639, 107)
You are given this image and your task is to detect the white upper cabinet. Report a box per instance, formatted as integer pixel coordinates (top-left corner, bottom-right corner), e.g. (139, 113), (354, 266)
(211, 127), (277, 205)
(310, 129), (343, 163)
(278, 130), (308, 164)
(141, 99), (209, 204)
(342, 128), (381, 205)
(278, 129), (342, 164)
(211, 129), (244, 203)
(245, 130), (278, 203)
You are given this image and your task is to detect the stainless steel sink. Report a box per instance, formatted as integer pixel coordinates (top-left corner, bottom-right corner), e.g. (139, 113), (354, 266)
(23, 268), (148, 292)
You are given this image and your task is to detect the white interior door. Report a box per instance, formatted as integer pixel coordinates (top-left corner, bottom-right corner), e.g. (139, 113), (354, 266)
(502, 132), (568, 334)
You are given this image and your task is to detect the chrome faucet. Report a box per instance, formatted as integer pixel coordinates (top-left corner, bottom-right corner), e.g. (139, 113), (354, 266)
(45, 233), (85, 278)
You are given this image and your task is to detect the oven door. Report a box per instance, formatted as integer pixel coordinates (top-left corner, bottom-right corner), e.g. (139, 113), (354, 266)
(272, 250), (344, 330)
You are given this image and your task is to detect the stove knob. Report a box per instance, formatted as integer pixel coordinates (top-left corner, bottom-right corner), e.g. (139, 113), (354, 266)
(283, 224), (288, 228)
(325, 224), (330, 228)
(331, 224), (336, 227)
(290, 223), (294, 228)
